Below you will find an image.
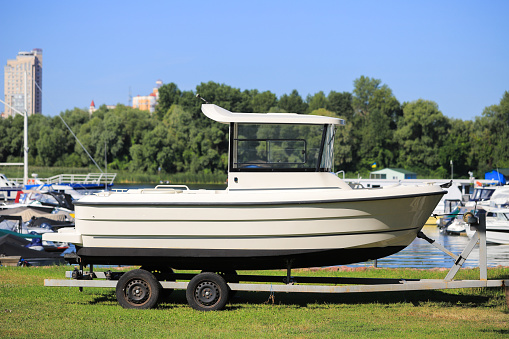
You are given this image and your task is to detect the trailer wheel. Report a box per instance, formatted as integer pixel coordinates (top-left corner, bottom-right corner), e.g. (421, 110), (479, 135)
(140, 266), (175, 298)
(186, 272), (229, 311)
(201, 270), (238, 300)
(116, 269), (161, 309)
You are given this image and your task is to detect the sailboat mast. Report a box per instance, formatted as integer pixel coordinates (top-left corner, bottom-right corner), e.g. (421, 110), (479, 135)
(24, 72), (28, 186)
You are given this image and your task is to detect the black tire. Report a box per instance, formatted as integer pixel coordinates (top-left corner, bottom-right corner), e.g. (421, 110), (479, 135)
(200, 270), (239, 300)
(186, 272), (229, 311)
(219, 270), (239, 299)
(140, 266), (175, 298)
(116, 269), (161, 309)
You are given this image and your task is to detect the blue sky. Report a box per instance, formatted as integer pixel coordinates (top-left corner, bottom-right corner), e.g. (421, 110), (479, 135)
(1, 0), (507, 120)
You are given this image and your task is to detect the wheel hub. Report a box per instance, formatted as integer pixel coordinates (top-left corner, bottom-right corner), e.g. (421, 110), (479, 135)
(195, 281), (219, 306)
(125, 279), (150, 304)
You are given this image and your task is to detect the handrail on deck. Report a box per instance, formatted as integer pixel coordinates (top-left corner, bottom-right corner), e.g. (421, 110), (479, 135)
(14, 173), (117, 185)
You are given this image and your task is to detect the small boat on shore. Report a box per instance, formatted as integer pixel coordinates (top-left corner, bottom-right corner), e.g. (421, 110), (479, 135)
(44, 103), (445, 271)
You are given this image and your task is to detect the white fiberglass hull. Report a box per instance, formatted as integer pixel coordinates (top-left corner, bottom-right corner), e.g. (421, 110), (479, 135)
(466, 224), (509, 245)
(45, 184), (444, 270)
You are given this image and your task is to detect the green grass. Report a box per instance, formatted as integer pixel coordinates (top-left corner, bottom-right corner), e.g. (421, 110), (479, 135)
(1, 266), (508, 338)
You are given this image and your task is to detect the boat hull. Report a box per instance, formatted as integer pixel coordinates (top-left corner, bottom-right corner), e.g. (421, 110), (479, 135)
(466, 226), (509, 245)
(74, 245), (407, 270)
(47, 185), (445, 270)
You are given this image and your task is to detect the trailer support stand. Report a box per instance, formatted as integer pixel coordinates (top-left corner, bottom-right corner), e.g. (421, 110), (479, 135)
(442, 210), (486, 281)
(418, 210), (488, 282)
(284, 260), (294, 285)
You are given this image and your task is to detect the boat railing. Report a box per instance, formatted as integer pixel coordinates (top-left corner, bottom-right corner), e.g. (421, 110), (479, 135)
(134, 185), (191, 194)
(154, 185), (190, 190)
(14, 173), (117, 185)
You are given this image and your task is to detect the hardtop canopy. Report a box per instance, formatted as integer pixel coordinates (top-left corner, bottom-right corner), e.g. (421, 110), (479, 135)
(201, 104), (345, 125)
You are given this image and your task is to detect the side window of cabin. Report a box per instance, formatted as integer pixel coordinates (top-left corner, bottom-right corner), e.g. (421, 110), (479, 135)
(232, 123), (330, 171)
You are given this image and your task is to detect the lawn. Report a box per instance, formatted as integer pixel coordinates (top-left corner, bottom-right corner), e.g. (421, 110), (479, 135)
(1, 265), (508, 338)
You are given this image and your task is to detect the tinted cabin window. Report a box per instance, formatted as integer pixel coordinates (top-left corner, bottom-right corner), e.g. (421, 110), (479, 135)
(231, 123), (334, 172)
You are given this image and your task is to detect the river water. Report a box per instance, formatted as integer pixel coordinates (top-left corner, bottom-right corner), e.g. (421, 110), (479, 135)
(351, 225), (509, 269)
(112, 184), (509, 269)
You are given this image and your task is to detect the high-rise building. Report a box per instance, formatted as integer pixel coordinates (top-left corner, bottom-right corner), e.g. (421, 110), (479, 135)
(3, 48), (43, 117)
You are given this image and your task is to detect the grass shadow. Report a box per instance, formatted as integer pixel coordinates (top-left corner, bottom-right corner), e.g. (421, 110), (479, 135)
(84, 287), (500, 310)
(226, 289), (496, 309)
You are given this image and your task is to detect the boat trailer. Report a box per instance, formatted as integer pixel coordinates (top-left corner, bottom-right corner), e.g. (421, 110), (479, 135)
(45, 210), (509, 311)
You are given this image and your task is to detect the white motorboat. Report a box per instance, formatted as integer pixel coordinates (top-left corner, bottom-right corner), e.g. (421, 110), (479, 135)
(441, 217), (467, 235)
(466, 208), (509, 244)
(44, 104), (445, 270)
(467, 185), (509, 208)
(0, 174), (23, 201)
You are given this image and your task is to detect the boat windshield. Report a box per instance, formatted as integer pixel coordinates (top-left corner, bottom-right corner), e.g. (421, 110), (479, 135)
(230, 123), (335, 172)
(470, 188), (495, 202)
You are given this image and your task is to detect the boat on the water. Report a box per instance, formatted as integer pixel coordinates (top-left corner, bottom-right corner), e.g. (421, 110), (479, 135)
(466, 208), (509, 244)
(44, 104), (446, 271)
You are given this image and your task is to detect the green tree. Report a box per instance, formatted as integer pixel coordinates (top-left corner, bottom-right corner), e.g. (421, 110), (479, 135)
(395, 99), (450, 174)
(251, 90), (278, 112)
(470, 91), (509, 174)
(307, 91), (327, 113)
(327, 91), (354, 120)
(438, 119), (474, 178)
(278, 90), (308, 113)
(349, 76), (402, 170)
(155, 83), (182, 120)
(352, 76), (382, 116)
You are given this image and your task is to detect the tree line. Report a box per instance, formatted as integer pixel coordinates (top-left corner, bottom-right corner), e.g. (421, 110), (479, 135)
(0, 76), (508, 179)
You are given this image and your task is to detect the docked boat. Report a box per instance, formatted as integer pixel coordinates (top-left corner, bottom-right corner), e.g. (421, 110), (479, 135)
(467, 185), (509, 209)
(23, 173), (117, 191)
(44, 104), (445, 271)
(440, 216), (467, 235)
(466, 208), (509, 244)
(0, 174), (23, 202)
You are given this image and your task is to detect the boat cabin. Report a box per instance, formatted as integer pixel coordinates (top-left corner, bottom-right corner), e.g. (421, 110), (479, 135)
(201, 104), (349, 190)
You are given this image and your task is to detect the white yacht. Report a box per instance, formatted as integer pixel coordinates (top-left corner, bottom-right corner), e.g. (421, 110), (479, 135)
(466, 208), (509, 244)
(44, 104), (445, 270)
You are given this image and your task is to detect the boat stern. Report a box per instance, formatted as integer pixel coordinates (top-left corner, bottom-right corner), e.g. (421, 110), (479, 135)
(42, 228), (82, 245)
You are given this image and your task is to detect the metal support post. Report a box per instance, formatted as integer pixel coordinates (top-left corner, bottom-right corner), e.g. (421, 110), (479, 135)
(477, 210), (488, 280)
(284, 261), (294, 284)
(444, 210), (487, 281)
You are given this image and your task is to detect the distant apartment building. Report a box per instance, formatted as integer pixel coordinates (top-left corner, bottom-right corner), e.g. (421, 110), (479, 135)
(3, 48), (43, 117)
(132, 80), (163, 113)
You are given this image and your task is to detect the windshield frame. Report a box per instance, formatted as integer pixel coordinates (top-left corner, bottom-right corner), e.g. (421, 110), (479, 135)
(229, 122), (335, 173)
